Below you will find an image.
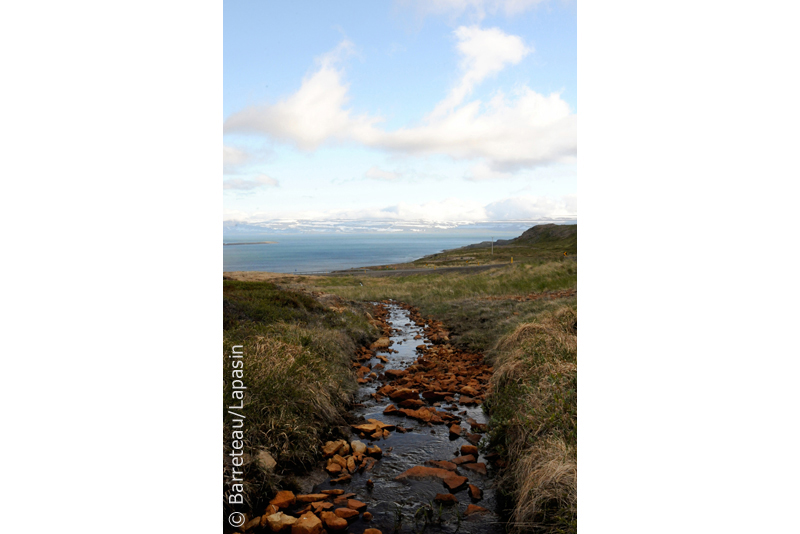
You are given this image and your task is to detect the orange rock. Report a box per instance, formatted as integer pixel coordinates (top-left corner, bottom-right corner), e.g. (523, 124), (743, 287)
(333, 507), (359, 520)
(461, 444), (479, 456)
(363, 511), (373, 521)
(463, 462), (487, 475)
(311, 501), (334, 513)
(363, 529), (383, 534)
(443, 474), (469, 491)
(466, 433), (482, 445)
(465, 504), (490, 516)
(426, 460), (457, 471)
(320, 511), (348, 531)
(269, 490), (296, 508)
(434, 493), (457, 505)
(388, 388), (420, 401)
(451, 454), (476, 465)
(449, 424), (463, 436)
(291, 511), (322, 534)
(326, 463), (342, 474)
(347, 499), (367, 512)
(321, 489), (345, 495)
(460, 385), (480, 396)
(468, 484), (483, 500)
(395, 465), (454, 481)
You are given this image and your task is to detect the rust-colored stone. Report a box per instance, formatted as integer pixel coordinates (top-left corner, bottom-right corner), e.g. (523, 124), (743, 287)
(468, 484), (483, 500)
(395, 465), (453, 481)
(347, 499), (367, 512)
(426, 460), (457, 471)
(461, 444), (479, 456)
(443, 474), (468, 491)
(434, 493), (458, 505)
(291, 512), (322, 534)
(465, 504), (490, 516)
(269, 490), (296, 508)
(320, 511), (348, 531)
(333, 507), (359, 520)
(463, 462), (487, 475)
(451, 454), (476, 465)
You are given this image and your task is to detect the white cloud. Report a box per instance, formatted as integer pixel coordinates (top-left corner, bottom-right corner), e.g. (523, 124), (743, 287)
(484, 194), (575, 219)
(371, 87), (576, 170)
(430, 26), (531, 117)
(396, 0), (550, 21)
(224, 37), (575, 171)
(226, 195), (574, 223)
(223, 41), (381, 151)
(364, 165), (402, 181)
(223, 174), (279, 191)
(223, 145), (249, 173)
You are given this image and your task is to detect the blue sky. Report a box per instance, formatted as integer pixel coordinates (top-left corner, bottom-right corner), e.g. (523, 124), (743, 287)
(223, 0), (577, 227)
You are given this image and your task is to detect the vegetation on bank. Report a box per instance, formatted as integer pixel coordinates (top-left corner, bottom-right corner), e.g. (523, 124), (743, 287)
(222, 280), (378, 516)
(486, 307), (577, 533)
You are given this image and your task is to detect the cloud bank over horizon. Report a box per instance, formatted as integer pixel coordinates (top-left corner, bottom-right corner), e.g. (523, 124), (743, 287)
(223, 193), (575, 226)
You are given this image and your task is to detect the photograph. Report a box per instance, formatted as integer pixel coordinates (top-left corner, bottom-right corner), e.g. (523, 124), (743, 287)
(222, 2), (577, 533)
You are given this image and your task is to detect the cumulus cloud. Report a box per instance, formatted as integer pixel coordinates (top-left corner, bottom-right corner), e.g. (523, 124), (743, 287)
(371, 87), (576, 171)
(430, 26), (530, 117)
(223, 41), (381, 151)
(223, 174), (279, 191)
(224, 35), (575, 171)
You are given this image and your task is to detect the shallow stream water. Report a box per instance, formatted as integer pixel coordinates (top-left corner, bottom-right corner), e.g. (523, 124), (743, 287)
(299, 302), (505, 534)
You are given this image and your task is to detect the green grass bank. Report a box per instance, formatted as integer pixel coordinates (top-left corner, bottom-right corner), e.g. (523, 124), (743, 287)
(222, 280), (379, 516)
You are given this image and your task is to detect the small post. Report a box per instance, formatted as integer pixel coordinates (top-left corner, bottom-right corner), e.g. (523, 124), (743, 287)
(491, 237), (494, 255)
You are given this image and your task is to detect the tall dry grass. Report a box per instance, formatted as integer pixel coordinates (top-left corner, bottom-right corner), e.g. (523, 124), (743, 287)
(222, 281), (378, 515)
(487, 306), (577, 533)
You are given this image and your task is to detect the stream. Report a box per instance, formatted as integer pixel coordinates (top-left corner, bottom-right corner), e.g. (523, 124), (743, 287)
(297, 302), (505, 534)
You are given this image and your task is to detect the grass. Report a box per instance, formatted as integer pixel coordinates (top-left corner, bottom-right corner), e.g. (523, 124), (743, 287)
(486, 307), (578, 533)
(289, 257), (576, 352)
(222, 280), (378, 516)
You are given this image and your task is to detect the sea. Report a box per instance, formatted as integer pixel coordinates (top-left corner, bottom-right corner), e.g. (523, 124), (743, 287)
(222, 231), (523, 273)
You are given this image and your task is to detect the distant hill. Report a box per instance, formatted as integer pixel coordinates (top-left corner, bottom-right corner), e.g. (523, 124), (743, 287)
(463, 223), (577, 249)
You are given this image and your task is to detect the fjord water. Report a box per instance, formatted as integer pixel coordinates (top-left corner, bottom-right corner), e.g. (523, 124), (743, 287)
(222, 232), (521, 273)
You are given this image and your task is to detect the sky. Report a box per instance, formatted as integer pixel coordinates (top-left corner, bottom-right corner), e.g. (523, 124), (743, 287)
(223, 0), (577, 229)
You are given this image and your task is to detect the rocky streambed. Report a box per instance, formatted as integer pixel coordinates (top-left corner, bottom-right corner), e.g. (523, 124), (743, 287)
(255, 301), (505, 534)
